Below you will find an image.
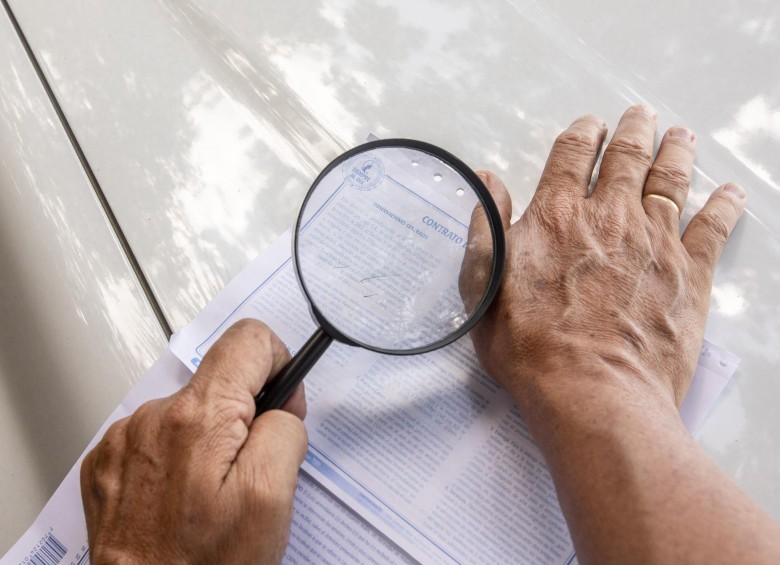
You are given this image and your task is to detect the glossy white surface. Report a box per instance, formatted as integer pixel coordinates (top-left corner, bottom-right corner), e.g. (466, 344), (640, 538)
(3, 0), (780, 544)
(0, 8), (167, 554)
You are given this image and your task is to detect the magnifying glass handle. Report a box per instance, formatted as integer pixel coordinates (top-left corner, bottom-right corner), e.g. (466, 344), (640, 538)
(254, 328), (333, 417)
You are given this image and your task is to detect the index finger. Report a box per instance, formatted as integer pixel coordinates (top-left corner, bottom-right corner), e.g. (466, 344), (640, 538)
(535, 114), (608, 202)
(189, 319), (292, 424)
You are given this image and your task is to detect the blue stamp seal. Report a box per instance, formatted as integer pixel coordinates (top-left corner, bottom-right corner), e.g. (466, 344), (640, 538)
(342, 154), (385, 191)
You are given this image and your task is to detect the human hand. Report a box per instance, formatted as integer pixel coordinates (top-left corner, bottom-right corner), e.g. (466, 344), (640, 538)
(80, 319), (307, 564)
(466, 105), (745, 409)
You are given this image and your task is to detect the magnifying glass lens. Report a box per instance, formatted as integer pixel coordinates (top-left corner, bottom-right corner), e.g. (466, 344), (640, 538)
(295, 145), (497, 353)
(255, 140), (504, 415)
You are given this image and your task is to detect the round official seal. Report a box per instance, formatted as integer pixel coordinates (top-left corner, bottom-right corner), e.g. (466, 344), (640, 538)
(342, 154), (385, 191)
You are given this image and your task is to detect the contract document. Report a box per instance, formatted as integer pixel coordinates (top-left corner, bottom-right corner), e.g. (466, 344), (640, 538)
(2, 160), (740, 563)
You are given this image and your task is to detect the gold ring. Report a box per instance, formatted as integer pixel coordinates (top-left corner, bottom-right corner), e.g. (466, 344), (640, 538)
(643, 193), (680, 215)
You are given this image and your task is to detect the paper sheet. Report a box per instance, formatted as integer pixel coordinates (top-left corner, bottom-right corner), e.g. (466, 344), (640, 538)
(0, 351), (416, 565)
(2, 166), (740, 563)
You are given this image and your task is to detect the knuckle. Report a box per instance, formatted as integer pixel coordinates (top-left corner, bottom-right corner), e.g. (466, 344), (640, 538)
(95, 418), (129, 459)
(531, 199), (574, 239)
(84, 421), (129, 496)
(102, 417), (128, 444)
(129, 398), (157, 420)
(647, 160), (690, 189)
(606, 136), (653, 166)
(267, 410), (307, 446)
(80, 450), (97, 483)
(553, 129), (599, 159)
(127, 399), (160, 432)
(543, 160), (589, 195)
(604, 213), (631, 243)
(685, 240), (711, 265)
(696, 210), (731, 243)
(212, 318), (280, 364)
(230, 318), (271, 340)
(160, 389), (201, 431)
(713, 191), (744, 215)
(463, 240), (492, 269)
(251, 480), (292, 513)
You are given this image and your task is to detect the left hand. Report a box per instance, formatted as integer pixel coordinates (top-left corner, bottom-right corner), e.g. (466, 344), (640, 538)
(463, 107), (745, 409)
(80, 319), (307, 564)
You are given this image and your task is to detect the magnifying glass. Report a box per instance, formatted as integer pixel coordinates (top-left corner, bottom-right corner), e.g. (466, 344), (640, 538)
(254, 139), (505, 416)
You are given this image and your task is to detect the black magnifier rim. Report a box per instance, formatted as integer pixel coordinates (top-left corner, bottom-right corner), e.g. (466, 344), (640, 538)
(292, 138), (506, 356)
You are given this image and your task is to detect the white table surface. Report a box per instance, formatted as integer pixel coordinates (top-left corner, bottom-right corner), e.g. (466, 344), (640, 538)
(2, 0), (779, 556)
(0, 4), (167, 552)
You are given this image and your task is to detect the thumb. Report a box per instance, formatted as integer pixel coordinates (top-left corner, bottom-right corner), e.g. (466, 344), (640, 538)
(237, 410), (307, 491)
(459, 171), (512, 311)
(230, 411), (307, 560)
(473, 170), (512, 237)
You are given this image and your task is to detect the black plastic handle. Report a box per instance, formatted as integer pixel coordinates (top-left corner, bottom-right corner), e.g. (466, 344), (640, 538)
(254, 327), (333, 416)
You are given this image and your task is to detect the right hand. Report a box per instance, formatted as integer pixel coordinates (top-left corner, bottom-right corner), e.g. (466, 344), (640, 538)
(81, 319), (307, 564)
(465, 106), (745, 409)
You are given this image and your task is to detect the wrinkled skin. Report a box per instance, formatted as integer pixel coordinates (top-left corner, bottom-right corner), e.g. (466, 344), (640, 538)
(80, 319), (307, 565)
(463, 106), (745, 407)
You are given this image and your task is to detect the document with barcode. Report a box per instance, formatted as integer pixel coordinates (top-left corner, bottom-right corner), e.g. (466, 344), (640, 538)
(1, 189), (740, 563)
(0, 349), (417, 565)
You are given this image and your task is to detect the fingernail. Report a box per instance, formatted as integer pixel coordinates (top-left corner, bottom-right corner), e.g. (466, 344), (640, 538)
(723, 183), (746, 198)
(475, 171), (489, 184)
(631, 104), (657, 118)
(572, 114), (607, 130)
(669, 127), (694, 141)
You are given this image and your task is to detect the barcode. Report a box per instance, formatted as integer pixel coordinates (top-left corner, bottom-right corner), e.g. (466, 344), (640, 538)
(25, 533), (67, 565)
(75, 548), (90, 565)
